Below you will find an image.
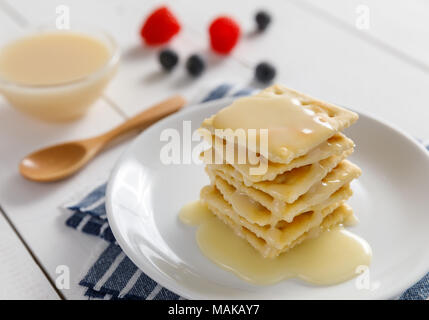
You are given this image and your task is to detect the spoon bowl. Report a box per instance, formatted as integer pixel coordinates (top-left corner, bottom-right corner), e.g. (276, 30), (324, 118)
(19, 141), (96, 182)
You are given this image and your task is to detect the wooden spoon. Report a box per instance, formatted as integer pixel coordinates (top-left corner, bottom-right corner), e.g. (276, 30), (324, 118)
(19, 95), (186, 182)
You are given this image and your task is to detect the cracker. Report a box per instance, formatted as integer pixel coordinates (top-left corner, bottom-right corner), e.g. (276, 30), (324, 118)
(208, 148), (353, 204)
(201, 184), (354, 259)
(207, 160), (361, 224)
(203, 133), (355, 183)
(211, 173), (353, 226)
(201, 84), (358, 164)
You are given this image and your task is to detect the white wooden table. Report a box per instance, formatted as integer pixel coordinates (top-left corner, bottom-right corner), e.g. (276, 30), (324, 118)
(0, 0), (428, 299)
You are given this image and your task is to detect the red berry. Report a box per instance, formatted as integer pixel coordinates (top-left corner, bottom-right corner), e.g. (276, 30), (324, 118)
(209, 16), (241, 54)
(140, 6), (181, 46)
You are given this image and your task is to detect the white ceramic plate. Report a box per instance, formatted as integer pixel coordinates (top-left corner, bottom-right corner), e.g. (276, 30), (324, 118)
(106, 97), (429, 299)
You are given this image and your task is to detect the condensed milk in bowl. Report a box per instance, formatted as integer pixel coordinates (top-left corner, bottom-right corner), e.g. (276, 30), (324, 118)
(0, 26), (120, 121)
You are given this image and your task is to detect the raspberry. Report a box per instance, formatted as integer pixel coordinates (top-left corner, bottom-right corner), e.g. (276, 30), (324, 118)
(140, 6), (181, 46)
(209, 16), (241, 54)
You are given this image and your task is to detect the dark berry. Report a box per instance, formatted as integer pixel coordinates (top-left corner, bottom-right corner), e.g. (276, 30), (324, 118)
(159, 49), (178, 71)
(186, 54), (205, 77)
(255, 11), (271, 32)
(255, 62), (276, 83)
(209, 16), (241, 54)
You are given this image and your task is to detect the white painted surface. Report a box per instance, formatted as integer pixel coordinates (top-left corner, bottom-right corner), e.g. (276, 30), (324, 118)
(0, 0), (428, 299)
(0, 5), (60, 300)
(301, 0), (429, 68)
(0, 213), (59, 299)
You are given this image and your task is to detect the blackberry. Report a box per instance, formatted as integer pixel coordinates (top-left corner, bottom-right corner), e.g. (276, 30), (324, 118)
(159, 49), (179, 71)
(255, 62), (276, 83)
(255, 11), (271, 32)
(186, 54), (205, 77)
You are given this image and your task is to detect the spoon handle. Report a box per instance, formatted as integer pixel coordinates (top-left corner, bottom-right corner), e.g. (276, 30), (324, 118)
(103, 95), (186, 142)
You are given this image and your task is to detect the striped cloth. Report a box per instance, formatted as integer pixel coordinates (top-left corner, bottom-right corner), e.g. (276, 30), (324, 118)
(65, 83), (429, 300)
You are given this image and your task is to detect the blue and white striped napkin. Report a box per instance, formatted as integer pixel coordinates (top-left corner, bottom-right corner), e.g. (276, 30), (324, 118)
(64, 83), (429, 300)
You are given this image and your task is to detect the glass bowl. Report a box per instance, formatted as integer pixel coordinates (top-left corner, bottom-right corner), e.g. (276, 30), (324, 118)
(0, 25), (120, 121)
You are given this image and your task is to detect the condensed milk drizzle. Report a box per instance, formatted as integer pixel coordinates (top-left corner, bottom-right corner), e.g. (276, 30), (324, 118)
(212, 95), (336, 158)
(179, 200), (372, 286)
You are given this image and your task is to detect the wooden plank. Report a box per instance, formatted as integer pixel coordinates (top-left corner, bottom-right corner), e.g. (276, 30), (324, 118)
(300, 0), (429, 68)
(0, 5), (60, 299)
(0, 211), (60, 299)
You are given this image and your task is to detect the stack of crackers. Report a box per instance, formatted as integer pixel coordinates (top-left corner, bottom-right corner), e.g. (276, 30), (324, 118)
(199, 85), (361, 258)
